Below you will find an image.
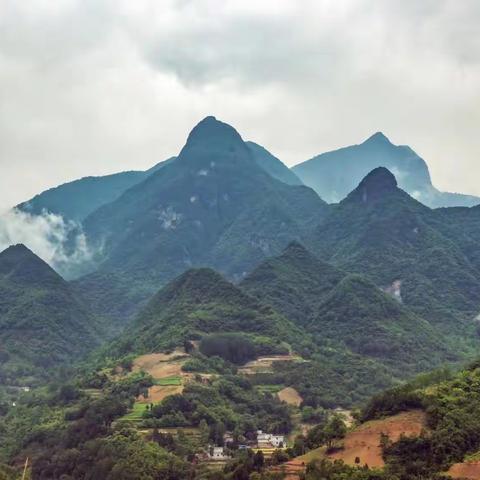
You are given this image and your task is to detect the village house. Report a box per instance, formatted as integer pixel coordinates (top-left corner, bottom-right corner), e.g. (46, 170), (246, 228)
(256, 430), (285, 448)
(208, 446), (229, 460)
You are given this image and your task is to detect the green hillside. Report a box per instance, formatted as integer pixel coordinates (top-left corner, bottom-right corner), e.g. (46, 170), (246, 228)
(311, 167), (480, 337)
(357, 361), (480, 479)
(242, 242), (455, 385)
(108, 267), (306, 358)
(241, 241), (344, 326)
(0, 244), (102, 384)
(311, 274), (452, 375)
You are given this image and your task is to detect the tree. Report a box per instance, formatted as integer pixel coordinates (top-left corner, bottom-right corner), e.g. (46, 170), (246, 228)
(323, 415), (347, 449)
(253, 451), (264, 471)
(199, 419), (210, 446)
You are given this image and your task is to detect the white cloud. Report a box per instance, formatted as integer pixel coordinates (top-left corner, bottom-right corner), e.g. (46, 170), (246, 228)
(0, 208), (94, 278)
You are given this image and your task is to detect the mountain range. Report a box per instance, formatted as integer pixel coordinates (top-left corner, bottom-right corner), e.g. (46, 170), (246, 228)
(71, 117), (326, 324)
(4, 116), (480, 479)
(4, 115), (480, 388)
(293, 131), (480, 208)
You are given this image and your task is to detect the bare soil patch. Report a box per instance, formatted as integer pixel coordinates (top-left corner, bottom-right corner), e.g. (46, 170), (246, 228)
(329, 410), (427, 468)
(132, 350), (189, 404)
(132, 350), (187, 380)
(278, 387), (303, 406)
(448, 462), (480, 479)
(271, 460), (306, 480)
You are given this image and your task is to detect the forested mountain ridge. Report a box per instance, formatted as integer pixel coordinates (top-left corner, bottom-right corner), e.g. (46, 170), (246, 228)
(311, 167), (480, 338)
(242, 242), (454, 378)
(105, 267), (308, 361)
(0, 244), (101, 385)
(73, 116), (327, 327)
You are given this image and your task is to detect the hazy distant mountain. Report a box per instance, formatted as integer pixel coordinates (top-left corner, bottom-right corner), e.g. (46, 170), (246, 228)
(246, 141), (303, 186)
(75, 116), (327, 324)
(293, 132), (480, 208)
(0, 244), (100, 384)
(16, 136), (300, 224)
(17, 158), (175, 222)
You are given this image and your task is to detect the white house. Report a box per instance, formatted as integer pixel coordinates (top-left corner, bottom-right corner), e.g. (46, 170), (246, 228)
(256, 430), (285, 448)
(208, 446), (228, 460)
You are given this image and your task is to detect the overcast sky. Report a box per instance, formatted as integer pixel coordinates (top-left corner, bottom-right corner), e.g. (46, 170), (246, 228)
(1, 0), (479, 210)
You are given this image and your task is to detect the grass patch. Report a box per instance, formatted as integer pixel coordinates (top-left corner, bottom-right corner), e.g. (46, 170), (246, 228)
(153, 376), (182, 386)
(256, 384), (285, 394)
(120, 402), (149, 422)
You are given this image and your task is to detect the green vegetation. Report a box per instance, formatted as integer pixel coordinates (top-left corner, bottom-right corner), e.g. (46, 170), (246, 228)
(0, 244), (103, 385)
(241, 241), (345, 327)
(17, 171), (149, 223)
(146, 375), (293, 435)
(154, 376), (182, 386)
(311, 167), (480, 338)
(182, 354), (237, 375)
(120, 402), (149, 422)
(107, 268), (310, 360)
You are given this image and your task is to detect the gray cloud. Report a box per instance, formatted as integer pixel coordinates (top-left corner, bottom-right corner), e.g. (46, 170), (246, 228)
(0, 0), (479, 214)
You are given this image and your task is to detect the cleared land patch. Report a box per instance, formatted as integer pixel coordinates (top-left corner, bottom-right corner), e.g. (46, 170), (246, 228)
(277, 387), (303, 406)
(132, 350), (187, 380)
(124, 351), (190, 415)
(448, 461), (480, 479)
(329, 409), (426, 468)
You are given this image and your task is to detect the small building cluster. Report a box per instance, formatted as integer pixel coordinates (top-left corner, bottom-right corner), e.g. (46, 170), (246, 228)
(256, 430), (285, 448)
(204, 430), (286, 462)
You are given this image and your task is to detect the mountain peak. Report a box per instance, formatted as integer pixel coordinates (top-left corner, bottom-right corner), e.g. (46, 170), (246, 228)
(0, 243), (61, 284)
(181, 116), (246, 155)
(0, 243), (38, 266)
(283, 240), (310, 256)
(346, 167), (398, 204)
(363, 131), (392, 146)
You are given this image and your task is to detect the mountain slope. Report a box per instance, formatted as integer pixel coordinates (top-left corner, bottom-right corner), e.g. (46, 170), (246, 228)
(311, 168), (480, 334)
(241, 242), (452, 376)
(0, 244), (101, 384)
(246, 141), (303, 186)
(293, 132), (480, 208)
(241, 241), (344, 326)
(17, 158), (175, 223)
(109, 268), (306, 357)
(311, 274), (451, 374)
(76, 117), (327, 324)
